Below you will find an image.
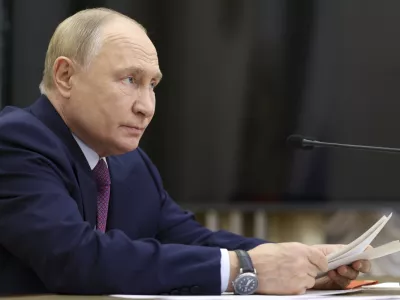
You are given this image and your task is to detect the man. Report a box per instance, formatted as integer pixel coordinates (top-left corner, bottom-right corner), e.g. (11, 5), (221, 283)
(0, 8), (370, 295)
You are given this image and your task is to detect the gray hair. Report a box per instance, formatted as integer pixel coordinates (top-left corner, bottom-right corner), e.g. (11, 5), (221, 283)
(39, 8), (145, 95)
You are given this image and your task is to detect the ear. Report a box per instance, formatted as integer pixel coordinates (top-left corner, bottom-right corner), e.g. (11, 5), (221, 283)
(52, 56), (77, 98)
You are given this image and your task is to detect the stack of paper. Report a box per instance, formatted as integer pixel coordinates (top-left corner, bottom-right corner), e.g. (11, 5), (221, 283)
(323, 212), (400, 273)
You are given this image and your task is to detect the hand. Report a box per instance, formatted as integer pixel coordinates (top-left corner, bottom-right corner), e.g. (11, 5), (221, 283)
(312, 244), (372, 290)
(228, 242), (328, 295)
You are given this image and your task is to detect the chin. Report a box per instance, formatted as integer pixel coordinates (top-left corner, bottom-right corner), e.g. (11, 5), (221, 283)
(115, 140), (140, 155)
(104, 134), (140, 155)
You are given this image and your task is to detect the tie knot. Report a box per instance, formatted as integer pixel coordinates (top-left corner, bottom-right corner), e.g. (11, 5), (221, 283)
(93, 159), (111, 186)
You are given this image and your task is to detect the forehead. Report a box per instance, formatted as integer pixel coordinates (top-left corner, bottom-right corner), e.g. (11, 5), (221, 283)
(95, 19), (160, 74)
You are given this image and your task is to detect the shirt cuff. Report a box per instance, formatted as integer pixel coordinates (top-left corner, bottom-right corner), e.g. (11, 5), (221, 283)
(220, 248), (230, 293)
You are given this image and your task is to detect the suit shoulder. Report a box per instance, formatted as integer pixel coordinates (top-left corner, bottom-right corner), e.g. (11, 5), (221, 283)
(0, 105), (46, 133)
(0, 106), (65, 153)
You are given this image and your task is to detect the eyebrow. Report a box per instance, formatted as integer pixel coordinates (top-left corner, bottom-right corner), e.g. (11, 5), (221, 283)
(119, 66), (163, 81)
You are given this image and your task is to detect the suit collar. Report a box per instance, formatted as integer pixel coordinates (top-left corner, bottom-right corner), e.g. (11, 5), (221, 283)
(28, 95), (92, 172)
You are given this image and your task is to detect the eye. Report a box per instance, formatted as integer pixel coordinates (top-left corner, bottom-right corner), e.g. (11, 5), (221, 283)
(150, 81), (157, 90)
(122, 76), (135, 84)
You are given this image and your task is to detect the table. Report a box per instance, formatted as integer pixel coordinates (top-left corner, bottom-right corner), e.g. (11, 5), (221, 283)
(3, 291), (400, 299)
(4, 279), (400, 300)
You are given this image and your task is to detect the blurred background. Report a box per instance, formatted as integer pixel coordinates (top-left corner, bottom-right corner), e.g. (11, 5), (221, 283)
(2, 0), (400, 277)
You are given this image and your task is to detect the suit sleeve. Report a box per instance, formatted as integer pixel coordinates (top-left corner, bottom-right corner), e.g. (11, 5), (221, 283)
(0, 124), (223, 295)
(137, 149), (267, 251)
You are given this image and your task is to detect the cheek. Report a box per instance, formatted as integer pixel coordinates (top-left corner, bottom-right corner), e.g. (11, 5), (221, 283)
(117, 81), (137, 97)
(150, 91), (156, 111)
(103, 94), (133, 121)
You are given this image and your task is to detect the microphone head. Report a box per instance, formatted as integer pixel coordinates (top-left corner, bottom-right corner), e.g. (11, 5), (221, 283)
(286, 134), (314, 150)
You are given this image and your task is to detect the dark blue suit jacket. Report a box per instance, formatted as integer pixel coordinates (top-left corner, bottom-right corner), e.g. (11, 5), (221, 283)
(0, 96), (265, 295)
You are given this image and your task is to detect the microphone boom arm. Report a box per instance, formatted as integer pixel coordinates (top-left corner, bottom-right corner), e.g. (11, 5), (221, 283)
(303, 139), (400, 154)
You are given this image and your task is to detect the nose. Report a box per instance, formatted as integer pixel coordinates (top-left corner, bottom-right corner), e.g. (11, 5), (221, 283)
(132, 87), (155, 118)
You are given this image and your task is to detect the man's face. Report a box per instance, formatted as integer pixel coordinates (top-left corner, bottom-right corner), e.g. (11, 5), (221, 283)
(65, 19), (162, 156)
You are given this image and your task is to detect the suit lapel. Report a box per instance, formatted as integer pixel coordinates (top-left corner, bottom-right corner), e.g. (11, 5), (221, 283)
(106, 155), (141, 236)
(74, 168), (97, 229)
(106, 156), (122, 232)
(28, 95), (97, 228)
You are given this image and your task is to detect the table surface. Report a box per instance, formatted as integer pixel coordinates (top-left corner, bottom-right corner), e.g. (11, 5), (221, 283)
(4, 278), (400, 299)
(4, 291), (400, 299)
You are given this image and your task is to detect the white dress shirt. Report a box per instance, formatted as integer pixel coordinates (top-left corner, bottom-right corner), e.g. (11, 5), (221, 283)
(73, 134), (103, 170)
(72, 134), (230, 292)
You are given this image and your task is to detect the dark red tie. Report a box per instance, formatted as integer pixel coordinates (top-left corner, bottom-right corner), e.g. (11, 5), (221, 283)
(93, 159), (111, 232)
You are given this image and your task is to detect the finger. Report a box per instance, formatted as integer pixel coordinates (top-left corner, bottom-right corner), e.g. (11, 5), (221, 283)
(313, 244), (346, 256)
(293, 288), (306, 295)
(305, 275), (316, 290)
(333, 276), (351, 289)
(330, 271), (351, 289)
(327, 270), (342, 289)
(352, 260), (371, 273)
(307, 269), (318, 278)
(328, 269), (338, 281)
(308, 247), (328, 272)
(337, 265), (359, 280)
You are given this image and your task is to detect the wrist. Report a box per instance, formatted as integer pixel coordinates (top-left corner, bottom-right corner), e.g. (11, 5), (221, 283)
(230, 250), (259, 295)
(227, 251), (240, 292)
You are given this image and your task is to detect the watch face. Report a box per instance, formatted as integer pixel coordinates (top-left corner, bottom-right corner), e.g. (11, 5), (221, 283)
(233, 273), (258, 295)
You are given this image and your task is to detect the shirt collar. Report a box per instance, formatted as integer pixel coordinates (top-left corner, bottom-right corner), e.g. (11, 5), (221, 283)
(72, 134), (105, 170)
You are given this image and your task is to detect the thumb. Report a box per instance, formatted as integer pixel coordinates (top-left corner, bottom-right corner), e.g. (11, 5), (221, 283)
(314, 244), (346, 256)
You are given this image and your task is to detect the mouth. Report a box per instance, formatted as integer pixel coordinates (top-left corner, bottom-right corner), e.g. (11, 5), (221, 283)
(121, 125), (145, 136)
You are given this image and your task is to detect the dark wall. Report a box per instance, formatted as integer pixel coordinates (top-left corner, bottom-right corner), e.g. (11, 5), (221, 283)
(1, 0), (400, 205)
(288, 0), (400, 203)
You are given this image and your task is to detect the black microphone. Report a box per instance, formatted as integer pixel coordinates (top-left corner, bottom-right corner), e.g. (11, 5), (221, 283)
(287, 134), (400, 154)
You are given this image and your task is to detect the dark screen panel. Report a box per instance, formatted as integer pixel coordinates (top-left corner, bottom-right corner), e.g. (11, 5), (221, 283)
(2, 0), (400, 206)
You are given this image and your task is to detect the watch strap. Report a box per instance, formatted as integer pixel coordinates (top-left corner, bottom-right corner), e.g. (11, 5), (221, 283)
(234, 249), (255, 273)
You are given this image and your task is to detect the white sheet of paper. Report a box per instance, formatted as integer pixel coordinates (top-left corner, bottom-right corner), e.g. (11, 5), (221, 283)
(362, 282), (400, 290)
(331, 217), (390, 262)
(330, 219), (387, 262)
(316, 297), (400, 300)
(327, 213), (392, 262)
(327, 240), (400, 271)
